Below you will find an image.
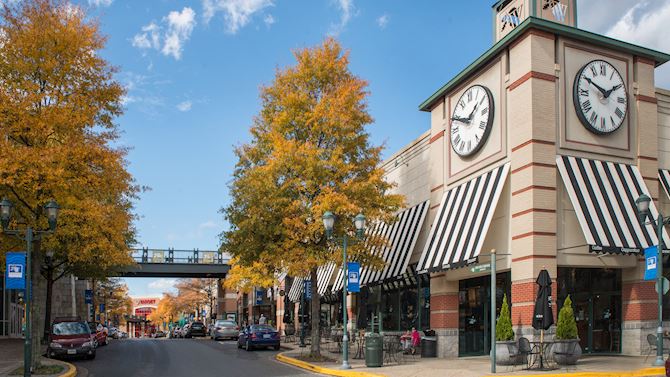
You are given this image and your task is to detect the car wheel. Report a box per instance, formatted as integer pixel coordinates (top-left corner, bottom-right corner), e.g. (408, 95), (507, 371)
(87, 353), (96, 360)
(274, 345), (280, 351)
(246, 340), (252, 351)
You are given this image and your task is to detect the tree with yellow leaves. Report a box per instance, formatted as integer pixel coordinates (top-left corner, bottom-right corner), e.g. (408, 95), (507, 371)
(221, 38), (403, 357)
(0, 0), (139, 365)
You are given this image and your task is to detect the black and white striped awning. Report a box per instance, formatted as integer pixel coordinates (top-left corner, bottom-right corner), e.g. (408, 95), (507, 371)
(557, 156), (669, 254)
(288, 277), (304, 302)
(660, 169), (670, 200)
(381, 264), (430, 291)
(417, 163), (510, 273)
(316, 262), (336, 296)
(331, 200), (429, 291)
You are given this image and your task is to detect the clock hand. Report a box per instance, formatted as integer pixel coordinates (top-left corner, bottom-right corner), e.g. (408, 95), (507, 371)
(584, 77), (608, 97)
(467, 103), (479, 122)
(604, 83), (622, 98)
(451, 115), (470, 124)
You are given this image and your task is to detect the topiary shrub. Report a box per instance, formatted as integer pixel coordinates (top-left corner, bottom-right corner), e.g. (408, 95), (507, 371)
(555, 294), (578, 340)
(496, 294), (514, 341)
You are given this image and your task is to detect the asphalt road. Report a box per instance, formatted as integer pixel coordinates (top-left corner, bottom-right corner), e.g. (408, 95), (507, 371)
(71, 337), (318, 377)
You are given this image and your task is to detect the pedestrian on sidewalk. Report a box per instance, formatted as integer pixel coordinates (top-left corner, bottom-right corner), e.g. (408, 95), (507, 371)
(259, 314), (267, 325)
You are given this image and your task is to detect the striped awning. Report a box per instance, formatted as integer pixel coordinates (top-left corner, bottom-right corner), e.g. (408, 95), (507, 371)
(417, 163), (510, 273)
(316, 262), (337, 295)
(660, 169), (670, 199)
(381, 264), (430, 291)
(288, 277), (304, 302)
(557, 155), (669, 254)
(331, 200), (430, 291)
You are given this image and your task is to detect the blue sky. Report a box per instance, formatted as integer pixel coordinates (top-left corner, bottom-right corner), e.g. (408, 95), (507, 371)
(77, 0), (670, 297)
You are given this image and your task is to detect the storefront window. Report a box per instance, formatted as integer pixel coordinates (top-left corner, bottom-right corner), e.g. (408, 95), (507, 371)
(419, 286), (430, 330)
(400, 289), (418, 330)
(381, 289), (399, 330)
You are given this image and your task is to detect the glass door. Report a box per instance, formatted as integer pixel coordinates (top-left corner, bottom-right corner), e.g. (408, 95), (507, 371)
(591, 294), (621, 353)
(459, 285), (486, 356)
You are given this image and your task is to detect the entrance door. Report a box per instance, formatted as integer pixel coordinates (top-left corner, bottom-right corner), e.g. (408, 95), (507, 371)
(592, 294), (620, 353)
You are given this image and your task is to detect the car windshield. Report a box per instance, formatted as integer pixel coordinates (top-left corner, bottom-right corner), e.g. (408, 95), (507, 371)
(53, 322), (89, 335)
(252, 325), (275, 332)
(217, 321), (235, 327)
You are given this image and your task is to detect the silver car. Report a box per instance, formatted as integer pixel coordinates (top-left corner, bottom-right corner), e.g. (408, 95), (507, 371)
(210, 320), (239, 340)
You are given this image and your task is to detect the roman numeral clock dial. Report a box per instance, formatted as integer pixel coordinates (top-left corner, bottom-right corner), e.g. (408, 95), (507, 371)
(573, 59), (628, 134)
(450, 85), (494, 157)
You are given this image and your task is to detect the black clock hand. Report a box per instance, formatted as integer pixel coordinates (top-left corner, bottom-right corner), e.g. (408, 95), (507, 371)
(604, 83), (622, 98)
(467, 103), (479, 122)
(584, 77), (608, 97)
(451, 115), (470, 124)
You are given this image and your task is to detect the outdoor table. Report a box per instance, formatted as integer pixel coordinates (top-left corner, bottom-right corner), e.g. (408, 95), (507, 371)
(528, 340), (556, 370)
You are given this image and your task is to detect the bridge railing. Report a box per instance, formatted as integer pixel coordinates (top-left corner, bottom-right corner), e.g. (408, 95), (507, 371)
(131, 248), (230, 265)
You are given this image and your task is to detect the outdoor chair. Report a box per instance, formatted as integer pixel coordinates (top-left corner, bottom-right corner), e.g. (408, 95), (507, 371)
(506, 341), (525, 372)
(283, 327), (295, 343)
(645, 334), (670, 362)
(517, 337), (534, 369)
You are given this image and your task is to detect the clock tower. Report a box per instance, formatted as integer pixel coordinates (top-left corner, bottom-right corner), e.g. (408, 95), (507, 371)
(493, 0), (577, 41)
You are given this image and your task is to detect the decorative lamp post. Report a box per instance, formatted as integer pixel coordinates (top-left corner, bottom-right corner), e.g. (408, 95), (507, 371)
(322, 211), (365, 370)
(635, 193), (667, 367)
(0, 198), (59, 377)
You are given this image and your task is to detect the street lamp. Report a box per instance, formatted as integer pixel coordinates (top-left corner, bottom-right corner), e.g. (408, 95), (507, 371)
(322, 211), (365, 370)
(0, 198), (59, 377)
(635, 193), (667, 367)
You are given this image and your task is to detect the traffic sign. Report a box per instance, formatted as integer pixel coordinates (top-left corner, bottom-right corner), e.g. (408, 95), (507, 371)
(656, 277), (670, 295)
(471, 263), (491, 273)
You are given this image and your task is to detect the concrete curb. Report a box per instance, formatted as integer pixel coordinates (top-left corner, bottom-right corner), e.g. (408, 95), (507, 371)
(275, 352), (387, 377)
(58, 360), (77, 377)
(493, 367), (665, 377)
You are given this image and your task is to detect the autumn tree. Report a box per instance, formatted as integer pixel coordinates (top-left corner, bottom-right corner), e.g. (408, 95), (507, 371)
(174, 278), (217, 320)
(221, 38), (403, 357)
(94, 278), (132, 326)
(0, 0), (139, 365)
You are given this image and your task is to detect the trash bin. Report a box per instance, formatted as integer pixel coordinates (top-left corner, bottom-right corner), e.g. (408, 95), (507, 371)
(421, 336), (437, 358)
(365, 332), (383, 367)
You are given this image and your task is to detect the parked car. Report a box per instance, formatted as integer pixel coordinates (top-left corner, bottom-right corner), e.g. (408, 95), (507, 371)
(47, 317), (96, 360)
(210, 320), (239, 340)
(171, 327), (181, 338)
(153, 330), (167, 338)
(186, 321), (206, 338)
(88, 321), (108, 347)
(180, 324), (191, 338)
(237, 325), (280, 351)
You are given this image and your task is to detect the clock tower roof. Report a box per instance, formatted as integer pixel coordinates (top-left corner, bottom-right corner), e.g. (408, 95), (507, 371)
(419, 16), (670, 112)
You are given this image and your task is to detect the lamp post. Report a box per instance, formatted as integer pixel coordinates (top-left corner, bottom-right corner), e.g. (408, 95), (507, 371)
(635, 194), (667, 367)
(322, 211), (365, 370)
(1, 198), (60, 377)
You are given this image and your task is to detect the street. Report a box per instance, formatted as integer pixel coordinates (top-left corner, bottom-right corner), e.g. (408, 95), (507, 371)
(71, 338), (317, 377)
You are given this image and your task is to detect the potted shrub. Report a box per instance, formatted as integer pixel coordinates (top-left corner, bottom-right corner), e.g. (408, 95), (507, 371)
(551, 295), (582, 365)
(495, 294), (517, 365)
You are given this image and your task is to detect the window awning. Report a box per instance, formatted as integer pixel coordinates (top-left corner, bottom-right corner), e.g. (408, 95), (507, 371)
(381, 264), (430, 291)
(417, 163), (510, 273)
(659, 169), (670, 200)
(557, 155), (669, 254)
(288, 277), (304, 303)
(316, 262), (336, 296)
(331, 200), (430, 291)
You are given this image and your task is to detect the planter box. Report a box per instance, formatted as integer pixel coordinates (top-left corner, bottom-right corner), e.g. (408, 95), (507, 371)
(495, 340), (518, 365)
(551, 339), (582, 365)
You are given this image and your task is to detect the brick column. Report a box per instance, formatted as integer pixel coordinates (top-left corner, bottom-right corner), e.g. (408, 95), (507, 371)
(508, 30), (558, 339)
(429, 275), (459, 357)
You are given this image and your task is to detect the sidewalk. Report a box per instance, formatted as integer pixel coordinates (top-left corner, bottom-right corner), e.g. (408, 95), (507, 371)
(278, 340), (666, 377)
(0, 339), (74, 377)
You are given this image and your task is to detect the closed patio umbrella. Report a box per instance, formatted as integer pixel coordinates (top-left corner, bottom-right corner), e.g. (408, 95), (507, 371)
(357, 287), (369, 330)
(532, 268), (554, 369)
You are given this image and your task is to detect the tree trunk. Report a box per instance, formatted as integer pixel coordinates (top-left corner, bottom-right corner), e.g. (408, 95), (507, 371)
(309, 268), (320, 357)
(30, 241), (45, 369)
(43, 268), (53, 343)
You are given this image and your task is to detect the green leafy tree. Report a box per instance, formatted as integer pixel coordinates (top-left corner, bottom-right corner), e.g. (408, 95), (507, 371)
(221, 38), (404, 357)
(555, 295), (578, 340)
(496, 294), (514, 341)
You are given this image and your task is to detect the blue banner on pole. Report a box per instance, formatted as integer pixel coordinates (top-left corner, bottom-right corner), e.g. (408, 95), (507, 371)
(5, 252), (26, 290)
(85, 289), (93, 304)
(304, 280), (312, 300)
(99, 303), (105, 312)
(347, 262), (360, 293)
(256, 289), (264, 305)
(645, 245), (658, 281)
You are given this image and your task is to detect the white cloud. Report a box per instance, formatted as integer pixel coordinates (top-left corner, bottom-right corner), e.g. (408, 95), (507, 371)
(88, 0), (113, 7)
(329, 0), (356, 36)
(263, 14), (275, 27)
(131, 8), (196, 60)
(177, 100), (192, 112)
(376, 13), (389, 29)
(198, 220), (218, 229)
(203, 0), (274, 34)
(162, 7), (197, 60)
(148, 278), (177, 291)
(579, 0), (670, 87)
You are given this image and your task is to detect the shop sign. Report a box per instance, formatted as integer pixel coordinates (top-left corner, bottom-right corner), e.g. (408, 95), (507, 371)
(304, 280), (312, 300)
(5, 252), (26, 290)
(256, 289), (264, 305)
(470, 263), (491, 273)
(347, 262), (360, 293)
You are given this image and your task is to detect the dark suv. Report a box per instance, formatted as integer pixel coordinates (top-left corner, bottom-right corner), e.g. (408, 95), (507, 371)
(47, 317), (96, 360)
(186, 321), (207, 338)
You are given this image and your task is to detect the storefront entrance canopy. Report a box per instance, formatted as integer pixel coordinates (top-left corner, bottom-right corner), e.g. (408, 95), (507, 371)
(417, 163), (510, 273)
(557, 155), (670, 254)
(287, 263), (338, 302)
(331, 200), (430, 291)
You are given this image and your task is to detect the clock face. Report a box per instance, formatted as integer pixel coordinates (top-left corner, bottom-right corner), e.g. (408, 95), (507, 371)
(450, 85), (494, 157)
(573, 59), (628, 134)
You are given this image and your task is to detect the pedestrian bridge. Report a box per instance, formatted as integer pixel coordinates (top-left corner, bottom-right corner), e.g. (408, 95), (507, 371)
(115, 248), (230, 278)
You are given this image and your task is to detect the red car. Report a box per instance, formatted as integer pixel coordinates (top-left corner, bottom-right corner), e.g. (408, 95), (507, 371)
(47, 317), (96, 360)
(88, 321), (108, 347)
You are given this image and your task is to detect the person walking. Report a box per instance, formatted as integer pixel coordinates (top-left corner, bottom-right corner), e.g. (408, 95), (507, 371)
(259, 314), (267, 325)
